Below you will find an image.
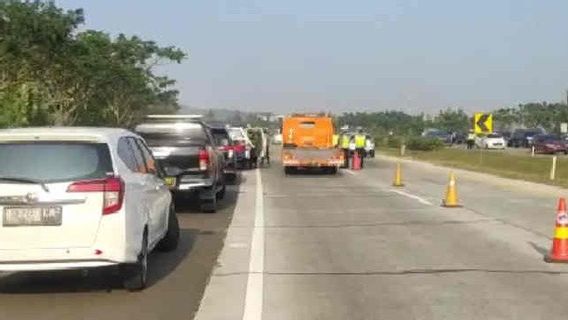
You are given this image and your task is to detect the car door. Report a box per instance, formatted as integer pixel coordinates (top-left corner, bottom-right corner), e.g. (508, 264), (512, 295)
(126, 137), (161, 246)
(135, 138), (170, 238)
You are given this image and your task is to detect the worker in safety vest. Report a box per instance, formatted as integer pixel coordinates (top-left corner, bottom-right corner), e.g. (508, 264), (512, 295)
(340, 132), (351, 168)
(354, 129), (366, 168)
(466, 130), (476, 150)
(332, 134), (339, 147)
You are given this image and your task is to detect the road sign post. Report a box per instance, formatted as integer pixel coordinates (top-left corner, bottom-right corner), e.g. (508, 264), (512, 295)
(561, 123), (568, 134)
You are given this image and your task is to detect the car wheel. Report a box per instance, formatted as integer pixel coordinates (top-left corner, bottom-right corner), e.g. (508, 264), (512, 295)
(157, 205), (180, 252)
(122, 232), (149, 291)
(216, 181), (226, 200)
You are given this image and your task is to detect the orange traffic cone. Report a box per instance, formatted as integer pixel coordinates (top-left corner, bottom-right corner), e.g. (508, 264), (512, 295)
(545, 198), (568, 263)
(442, 172), (461, 208)
(393, 163), (404, 187)
(352, 152), (361, 170)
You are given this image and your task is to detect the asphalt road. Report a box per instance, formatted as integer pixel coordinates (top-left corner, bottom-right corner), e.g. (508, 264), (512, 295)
(0, 183), (239, 320)
(3, 152), (568, 319)
(196, 152), (568, 320)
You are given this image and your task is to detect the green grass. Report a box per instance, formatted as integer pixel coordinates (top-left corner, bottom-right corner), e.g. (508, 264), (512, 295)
(381, 147), (568, 188)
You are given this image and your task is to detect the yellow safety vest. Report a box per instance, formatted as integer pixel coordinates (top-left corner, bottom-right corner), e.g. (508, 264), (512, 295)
(340, 135), (350, 149)
(355, 134), (366, 148)
(332, 134), (339, 146)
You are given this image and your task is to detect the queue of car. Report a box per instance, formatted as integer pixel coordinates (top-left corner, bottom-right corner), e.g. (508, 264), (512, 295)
(0, 115), (266, 291)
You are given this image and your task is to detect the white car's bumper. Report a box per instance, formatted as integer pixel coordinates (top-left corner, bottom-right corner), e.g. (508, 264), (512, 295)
(0, 260), (117, 272)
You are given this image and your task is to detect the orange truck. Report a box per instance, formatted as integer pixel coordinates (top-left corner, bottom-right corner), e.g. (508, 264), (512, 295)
(281, 113), (344, 174)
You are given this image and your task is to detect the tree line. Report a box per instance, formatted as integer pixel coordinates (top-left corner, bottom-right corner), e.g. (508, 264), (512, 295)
(0, 0), (186, 128)
(338, 102), (568, 136)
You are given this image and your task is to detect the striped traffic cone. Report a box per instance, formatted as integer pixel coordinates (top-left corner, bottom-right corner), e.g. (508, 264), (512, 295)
(545, 198), (568, 263)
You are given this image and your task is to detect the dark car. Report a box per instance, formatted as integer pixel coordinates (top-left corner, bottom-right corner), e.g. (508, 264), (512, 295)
(533, 134), (568, 154)
(424, 130), (452, 144)
(509, 128), (544, 148)
(135, 115), (226, 212)
(208, 125), (239, 181)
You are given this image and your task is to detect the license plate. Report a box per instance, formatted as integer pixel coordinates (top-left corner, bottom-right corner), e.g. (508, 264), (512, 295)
(164, 177), (177, 188)
(3, 207), (62, 227)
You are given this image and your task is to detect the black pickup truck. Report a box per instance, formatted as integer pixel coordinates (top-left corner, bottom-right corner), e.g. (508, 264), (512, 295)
(135, 115), (226, 212)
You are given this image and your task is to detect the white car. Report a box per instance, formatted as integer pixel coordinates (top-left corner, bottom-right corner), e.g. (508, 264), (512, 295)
(477, 133), (506, 149)
(0, 128), (179, 291)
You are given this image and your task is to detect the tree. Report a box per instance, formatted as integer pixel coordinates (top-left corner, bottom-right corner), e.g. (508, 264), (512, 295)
(0, 0), (186, 128)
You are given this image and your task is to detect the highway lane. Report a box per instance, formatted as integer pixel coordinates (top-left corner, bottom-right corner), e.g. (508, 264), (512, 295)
(0, 182), (241, 320)
(197, 155), (568, 320)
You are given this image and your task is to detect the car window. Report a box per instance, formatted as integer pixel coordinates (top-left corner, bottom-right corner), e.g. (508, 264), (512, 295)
(136, 122), (208, 147)
(0, 142), (113, 183)
(117, 137), (140, 173)
(134, 138), (159, 176)
(127, 137), (148, 173)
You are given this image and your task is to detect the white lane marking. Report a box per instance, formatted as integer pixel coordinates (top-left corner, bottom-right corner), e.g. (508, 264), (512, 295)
(390, 189), (433, 206)
(242, 169), (264, 320)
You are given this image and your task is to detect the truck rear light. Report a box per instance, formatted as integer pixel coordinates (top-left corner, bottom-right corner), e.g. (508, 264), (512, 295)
(67, 177), (125, 215)
(199, 149), (209, 171)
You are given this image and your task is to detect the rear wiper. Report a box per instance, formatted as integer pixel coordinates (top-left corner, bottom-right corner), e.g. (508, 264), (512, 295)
(0, 177), (50, 192)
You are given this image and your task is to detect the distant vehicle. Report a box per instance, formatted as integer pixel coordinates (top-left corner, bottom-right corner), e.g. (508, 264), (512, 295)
(228, 127), (254, 169)
(365, 134), (375, 158)
(423, 130), (452, 144)
(476, 133), (506, 149)
(0, 128), (179, 291)
(509, 128), (545, 148)
(281, 113), (344, 174)
(135, 115), (226, 213)
(533, 134), (568, 154)
(208, 125), (239, 181)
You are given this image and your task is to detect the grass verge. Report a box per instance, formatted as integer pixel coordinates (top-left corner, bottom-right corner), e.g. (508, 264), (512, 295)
(381, 147), (568, 188)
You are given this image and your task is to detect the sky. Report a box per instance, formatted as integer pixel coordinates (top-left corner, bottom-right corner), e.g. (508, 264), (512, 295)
(55, 0), (568, 114)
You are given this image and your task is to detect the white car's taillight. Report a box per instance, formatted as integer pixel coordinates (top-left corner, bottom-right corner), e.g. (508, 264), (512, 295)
(67, 177), (125, 215)
(199, 149), (210, 171)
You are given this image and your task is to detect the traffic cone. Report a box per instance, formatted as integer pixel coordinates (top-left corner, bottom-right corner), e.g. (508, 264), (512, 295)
(442, 172), (461, 208)
(352, 152), (361, 170)
(545, 198), (568, 263)
(393, 163), (404, 187)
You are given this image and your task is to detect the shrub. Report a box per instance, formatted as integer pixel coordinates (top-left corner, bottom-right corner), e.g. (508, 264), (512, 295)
(387, 136), (404, 148)
(406, 137), (445, 151)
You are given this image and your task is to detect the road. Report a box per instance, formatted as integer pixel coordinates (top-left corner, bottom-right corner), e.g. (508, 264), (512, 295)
(197, 153), (568, 320)
(2, 153), (568, 319)
(0, 186), (239, 319)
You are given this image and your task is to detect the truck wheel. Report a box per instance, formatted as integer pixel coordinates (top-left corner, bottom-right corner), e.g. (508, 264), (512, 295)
(285, 167), (295, 175)
(122, 232), (149, 291)
(328, 167), (338, 175)
(157, 205), (180, 252)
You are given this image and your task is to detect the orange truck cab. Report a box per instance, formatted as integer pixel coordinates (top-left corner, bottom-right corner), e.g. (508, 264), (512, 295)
(281, 113), (344, 173)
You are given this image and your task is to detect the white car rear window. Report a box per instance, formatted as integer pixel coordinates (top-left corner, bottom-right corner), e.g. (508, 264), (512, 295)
(0, 142), (113, 183)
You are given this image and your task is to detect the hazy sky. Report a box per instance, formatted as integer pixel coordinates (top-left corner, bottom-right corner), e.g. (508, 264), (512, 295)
(56, 0), (568, 113)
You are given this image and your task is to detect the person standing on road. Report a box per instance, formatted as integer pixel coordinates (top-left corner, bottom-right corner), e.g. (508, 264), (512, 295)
(354, 130), (366, 168)
(466, 130), (476, 150)
(332, 133), (339, 148)
(340, 132), (351, 168)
